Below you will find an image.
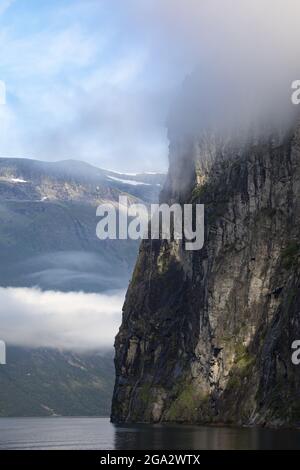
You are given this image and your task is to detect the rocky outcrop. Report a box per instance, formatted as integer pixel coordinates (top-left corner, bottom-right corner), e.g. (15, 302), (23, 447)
(112, 125), (300, 427)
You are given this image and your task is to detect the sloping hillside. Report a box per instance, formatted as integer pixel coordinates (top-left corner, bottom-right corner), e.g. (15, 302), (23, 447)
(0, 157), (164, 416)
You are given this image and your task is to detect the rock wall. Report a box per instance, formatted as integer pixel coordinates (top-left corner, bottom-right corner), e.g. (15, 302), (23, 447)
(112, 126), (300, 426)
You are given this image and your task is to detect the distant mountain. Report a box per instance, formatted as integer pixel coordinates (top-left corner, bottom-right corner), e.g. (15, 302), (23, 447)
(0, 157), (165, 417)
(0, 157), (164, 204)
(0, 347), (114, 417)
(0, 157), (165, 292)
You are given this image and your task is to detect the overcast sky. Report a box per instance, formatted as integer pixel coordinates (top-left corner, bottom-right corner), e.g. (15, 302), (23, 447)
(1, 1), (300, 171)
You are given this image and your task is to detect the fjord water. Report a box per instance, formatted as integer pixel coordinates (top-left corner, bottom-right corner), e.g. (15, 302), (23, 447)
(0, 418), (300, 450)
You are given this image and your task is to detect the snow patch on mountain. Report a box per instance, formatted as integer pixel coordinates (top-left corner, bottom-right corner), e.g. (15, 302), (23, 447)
(106, 175), (151, 186)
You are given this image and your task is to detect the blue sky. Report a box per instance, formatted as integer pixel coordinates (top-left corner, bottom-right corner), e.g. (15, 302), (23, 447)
(1, 0), (299, 172)
(0, 0), (193, 172)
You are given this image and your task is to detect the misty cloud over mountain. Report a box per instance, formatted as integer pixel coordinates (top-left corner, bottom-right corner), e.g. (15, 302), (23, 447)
(2, 1), (300, 170)
(0, 287), (125, 350)
(0, 158), (163, 350)
(146, 0), (300, 144)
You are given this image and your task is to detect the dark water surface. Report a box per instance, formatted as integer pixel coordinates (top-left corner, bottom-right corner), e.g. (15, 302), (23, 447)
(0, 417), (300, 450)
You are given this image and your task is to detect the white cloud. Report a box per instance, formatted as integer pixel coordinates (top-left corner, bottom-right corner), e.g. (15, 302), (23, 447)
(0, 0), (14, 16)
(125, 0), (300, 143)
(0, 0), (171, 172)
(0, 287), (125, 350)
(0, 25), (99, 78)
(2, 0), (300, 171)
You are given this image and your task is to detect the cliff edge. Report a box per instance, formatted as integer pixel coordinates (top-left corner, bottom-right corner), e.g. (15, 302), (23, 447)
(112, 125), (300, 427)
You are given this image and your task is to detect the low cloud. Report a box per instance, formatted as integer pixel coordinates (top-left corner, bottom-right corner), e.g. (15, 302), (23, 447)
(15, 251), (134, 292)
(126, 0), (300, 142)
(0, 287), (125, 350)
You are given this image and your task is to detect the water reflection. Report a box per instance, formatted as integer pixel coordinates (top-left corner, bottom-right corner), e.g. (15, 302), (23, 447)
(114, 422), (300, 450)
(0, 418), (299, 450)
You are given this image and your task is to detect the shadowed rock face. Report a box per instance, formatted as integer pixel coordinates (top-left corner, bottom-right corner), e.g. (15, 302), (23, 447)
(112, 125), (300, 427)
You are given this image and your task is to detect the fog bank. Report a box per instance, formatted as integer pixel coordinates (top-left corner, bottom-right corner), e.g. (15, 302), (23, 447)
(0, 287), (125, 350)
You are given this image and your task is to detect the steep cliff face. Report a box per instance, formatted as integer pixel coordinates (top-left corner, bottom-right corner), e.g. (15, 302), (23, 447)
(112, 125), (300, 427)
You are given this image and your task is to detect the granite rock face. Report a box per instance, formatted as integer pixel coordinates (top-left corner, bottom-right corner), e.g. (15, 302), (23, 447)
(112, 126), (300, 426)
